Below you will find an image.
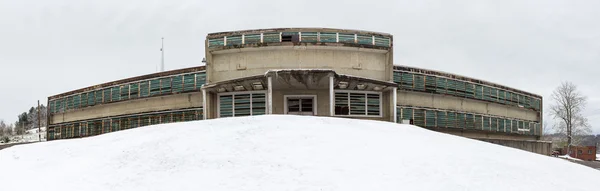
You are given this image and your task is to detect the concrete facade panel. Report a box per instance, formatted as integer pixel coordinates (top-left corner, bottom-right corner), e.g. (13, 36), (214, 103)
(51, 92), (203, 124)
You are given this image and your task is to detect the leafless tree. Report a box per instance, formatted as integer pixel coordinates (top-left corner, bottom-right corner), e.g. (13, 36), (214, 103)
(550, 82), (591, 154)
(0, 120), (6, 137)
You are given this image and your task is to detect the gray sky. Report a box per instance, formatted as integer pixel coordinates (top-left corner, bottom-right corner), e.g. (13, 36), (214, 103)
(1, 0), (599, 134)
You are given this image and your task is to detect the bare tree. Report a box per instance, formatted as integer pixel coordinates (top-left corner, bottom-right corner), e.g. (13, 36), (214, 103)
(0, 120), (6, 137)
(550, 82), (592, 154)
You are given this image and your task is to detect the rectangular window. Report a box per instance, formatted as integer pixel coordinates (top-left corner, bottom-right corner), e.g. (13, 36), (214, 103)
(457, 113), (466, 128)
(483, 116), (490, 131)
(111, 119), (120, 132)
(281, 32), (298, 42)
(103, 120), (111, 133)
(334, 91), (381, 117)
(414, 75), (425, 91)
(374, 36), (390, 47)
(244, 34), (261, 44)
(140, 81), (150, 97)
(150, 79), (161, 96)
(357, 34), (372, 45)
(140, 116), (149, 127)
(103, 88), (111, 103)
(474, 115), (482, 130)
(436, 78), (446, 94)
(425, 110), (436, 127)
(208, 37), (224, 47)
(88, 91), (95, 106)
(425, 76), (436, 93)
(447, 112), (456, 128)
(130, 83), (139, 99)
(66, 96), (73, 110)
(338, 33), (355, 43)
(161, 77), (171, 94)
(436, 111), (446, 128)
(184, 74), (195, 92)
(589, 150), (593, 154)
(319, 32), (337, 43)
(172, 75), (183, 93)
(73, 95), (80, 109)
(456, 81), (466, 97)
(161, 113), (172, 123)
(447, 80), (456, 95)
(130, 117), (139, 128)
(173, 112), (183, 122)
(402, 108), (413, 121)
(120, 85), (129, 100)
(112, 86), (120, 102)
(94, 90), (103, 104)
(490, 88), (498, 102)
(300, 32), (318, 42)
(483, 86), (491, 101)
(512, 120), (518, 133)
(465, 114), (474, 129)
(218, 92), (267, 117)
(401, 72), (414, 90)
(262, 33), (280, 43)
(414, 109), (425, 127)
(151, 115), (160, 125)
(498, 118), (505, 132)
(475, 85), (483, 100)
(226, 35), (242, 46)
(196, 72), (206, 89)
(465, 83), (475, 98)
(80, 93), (87, 107)
(491, 117), (498, 131)
(498, 90), (506, 104)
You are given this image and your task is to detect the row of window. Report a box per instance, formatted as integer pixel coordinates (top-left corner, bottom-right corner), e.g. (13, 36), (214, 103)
(335, 91), (381, 116)
(397, 106), (541, 136)
(49, 72), (206, 114)
(393, 71), (542, 111)
(47, 108), (203, 141)
(219, 92), (267, 117)
(208, 32), (391, 48)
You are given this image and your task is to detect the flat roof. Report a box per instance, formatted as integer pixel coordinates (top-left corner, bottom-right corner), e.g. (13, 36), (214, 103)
(207, 27), (393, 38)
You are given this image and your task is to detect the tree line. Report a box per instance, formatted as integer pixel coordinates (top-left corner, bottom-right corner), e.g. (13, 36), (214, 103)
(0, 104), (47, 140)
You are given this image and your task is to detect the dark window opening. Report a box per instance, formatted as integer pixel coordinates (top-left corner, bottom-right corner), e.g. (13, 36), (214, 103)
(282, 35), (293, 42)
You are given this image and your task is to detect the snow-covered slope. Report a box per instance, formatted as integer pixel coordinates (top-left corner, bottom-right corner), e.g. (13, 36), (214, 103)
(1, 116), (598, 191)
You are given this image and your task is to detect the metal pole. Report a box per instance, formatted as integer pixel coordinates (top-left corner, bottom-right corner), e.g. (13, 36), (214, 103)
(38, 100), (41, 142)
(161, 37), (164, 72)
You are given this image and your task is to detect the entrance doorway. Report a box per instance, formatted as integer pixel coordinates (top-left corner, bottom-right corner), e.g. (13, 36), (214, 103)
(284, 95), (317, 116)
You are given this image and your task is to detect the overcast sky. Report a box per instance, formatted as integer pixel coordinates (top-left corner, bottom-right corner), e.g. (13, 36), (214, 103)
(1, 0), (599, 133)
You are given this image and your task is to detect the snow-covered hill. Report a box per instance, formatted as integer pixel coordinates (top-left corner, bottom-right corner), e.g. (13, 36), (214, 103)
(1, 116), (598, 191)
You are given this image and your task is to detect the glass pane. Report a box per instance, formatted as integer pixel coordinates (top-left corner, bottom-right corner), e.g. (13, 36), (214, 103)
(288, 99), (300, 112)
(219, 95), (233, 117)
(300, 98), (313, 112)
(251, 93), (266, 115)
(366, 94), (380, 116)
(234, 94), (251, 116)
(335, 92), (349, 115)
(349, 93), (366, 115)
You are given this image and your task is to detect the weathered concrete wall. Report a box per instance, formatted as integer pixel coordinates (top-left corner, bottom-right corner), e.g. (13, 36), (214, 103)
(441, 129), (538, 141)
(209, 46), (390, 83)
(397, 91), (540, 122)
(478, 138), (553, 156)
(51, 92), (203, 124)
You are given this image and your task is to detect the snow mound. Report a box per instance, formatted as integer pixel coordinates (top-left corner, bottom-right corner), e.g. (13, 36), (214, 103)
(1, 115), (598, 191)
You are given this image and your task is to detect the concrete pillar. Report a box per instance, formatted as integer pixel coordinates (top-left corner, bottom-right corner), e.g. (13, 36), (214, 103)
(393, 87), (397, 123)
(268, 76), (273, 114)
(329, 76), (334, 116)
(202, 88), (207, 120)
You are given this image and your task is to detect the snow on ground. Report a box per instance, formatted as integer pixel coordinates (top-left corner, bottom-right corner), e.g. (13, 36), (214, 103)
(1, 116), (599, 191)
(0, 127), (46, 145)
(558, 154), (583, 161)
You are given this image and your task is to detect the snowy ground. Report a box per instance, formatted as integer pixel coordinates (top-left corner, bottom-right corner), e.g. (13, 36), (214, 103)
(0, 127), (46, 145)
(1, 116), (599, 191)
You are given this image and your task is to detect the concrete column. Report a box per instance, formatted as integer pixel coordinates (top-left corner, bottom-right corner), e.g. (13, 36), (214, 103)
(268, 76), (273, 114)
(393, 87), (397, 123)
(329, 76), (334, 116)
(202, 88), (207, 120)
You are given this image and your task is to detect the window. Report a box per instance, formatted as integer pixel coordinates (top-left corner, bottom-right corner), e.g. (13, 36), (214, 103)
(112, 86), (120, 102)
(425, 110), (435, 127)
(262, 33), (280, 43)
(334, 91), (381, 117)
(140, 81), (149, 97)
(589, 150), (593, 154)
(400, 72), (413, 89)
(161, 77), (171, 94)
(436, 111), (446, 128)
(226, 35), (242, 46)
(281, 32), (298, 42)
(578, 150), (583, 154)
(357, 34), (372, 45)
(196, 72), (206, 89)
(150, 79), (161, 96)
(414, 75), (425, 91)
(80, 93), (87, 107)
(319, 32), (337, 43)
(172, 75), (183, 93)
(120, 85), (129, 100)
(436, 78), (446, 94)
(103, 88), (111, 103)
(208, 37), (224, 47)
(88, 91), (95, 106)
(111, 119), (120, 132)
(402, 108), (413, 121)
(447, 112), (456, 128)
(244, 34), (261, 44)
(338, 33), (355, 43)
(425, 76), (436, 93)
(130, 83), (139, 99)
(173, 112), (183, 122)
(301, 32), (318, 43)
(95, 90), (103, 104)
(218, 92), (267, 117)
(183, 74), (195, 92)
(374, 36), (390, 47)
(73, 95), (80, 109)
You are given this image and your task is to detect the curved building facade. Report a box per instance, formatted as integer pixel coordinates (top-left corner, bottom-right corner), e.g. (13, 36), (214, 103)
(47, 28), (547, 153)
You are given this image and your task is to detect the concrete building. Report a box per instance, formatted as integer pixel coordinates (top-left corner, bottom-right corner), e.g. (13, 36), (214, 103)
(47, 28), (549, 154)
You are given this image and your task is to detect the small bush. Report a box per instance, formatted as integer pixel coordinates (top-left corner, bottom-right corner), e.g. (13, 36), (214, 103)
(1, 136), (9, 143)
